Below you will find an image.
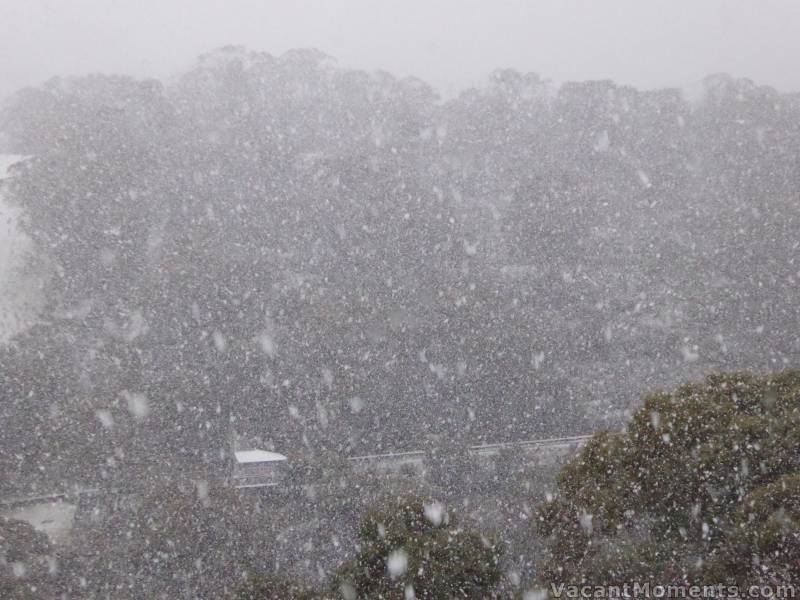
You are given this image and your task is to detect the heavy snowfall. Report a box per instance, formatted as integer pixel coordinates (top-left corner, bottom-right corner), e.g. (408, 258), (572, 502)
(1, 4), (800, 599)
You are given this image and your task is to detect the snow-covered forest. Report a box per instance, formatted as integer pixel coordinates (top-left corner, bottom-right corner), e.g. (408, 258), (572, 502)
(1, 44), (799, 598)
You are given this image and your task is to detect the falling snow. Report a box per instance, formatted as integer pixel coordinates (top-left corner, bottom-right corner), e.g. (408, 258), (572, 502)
(0, 18), (799, 598)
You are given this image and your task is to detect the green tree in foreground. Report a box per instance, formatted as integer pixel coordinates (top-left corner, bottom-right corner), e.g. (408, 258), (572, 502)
(0, 518), (56, 599)
(331, 495), (503, 599)
(237, 495), (504, 599)
(236, 574), (320, 600)
(536, 370), (800, 586)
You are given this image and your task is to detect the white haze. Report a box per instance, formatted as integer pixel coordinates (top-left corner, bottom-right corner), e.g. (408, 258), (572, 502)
(1, 0), (800, 102)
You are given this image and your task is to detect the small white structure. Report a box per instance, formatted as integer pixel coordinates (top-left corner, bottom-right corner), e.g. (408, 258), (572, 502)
(233, 449), (288, 489)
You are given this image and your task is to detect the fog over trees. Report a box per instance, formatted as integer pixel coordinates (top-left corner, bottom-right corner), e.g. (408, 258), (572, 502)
(0, 46), (798, 597)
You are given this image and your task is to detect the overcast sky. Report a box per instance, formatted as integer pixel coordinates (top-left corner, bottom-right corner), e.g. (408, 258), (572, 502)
(1, 0), (800, 100)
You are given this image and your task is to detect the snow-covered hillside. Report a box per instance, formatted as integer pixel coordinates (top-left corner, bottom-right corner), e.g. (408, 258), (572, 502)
(0, 154), (41, 342)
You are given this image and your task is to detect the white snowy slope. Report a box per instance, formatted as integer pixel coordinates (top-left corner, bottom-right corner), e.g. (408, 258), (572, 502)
(0, 154), (42, 343)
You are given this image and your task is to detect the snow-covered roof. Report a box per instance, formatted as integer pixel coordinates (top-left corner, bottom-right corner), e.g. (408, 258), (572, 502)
(234, 449), (288, 464)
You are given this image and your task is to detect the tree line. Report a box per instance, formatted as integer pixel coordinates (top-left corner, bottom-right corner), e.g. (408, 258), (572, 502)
(0, 46), (799, 498)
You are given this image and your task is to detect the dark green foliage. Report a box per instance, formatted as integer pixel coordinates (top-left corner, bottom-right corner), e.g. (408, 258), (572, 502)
(332, 495), (503, 599)
(536, 370), (800, 585)
(703, 472), (800, 583)
(0, 518), (56, 598)
(0, 517), (51, 562)
(236, 574), (321, 600)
